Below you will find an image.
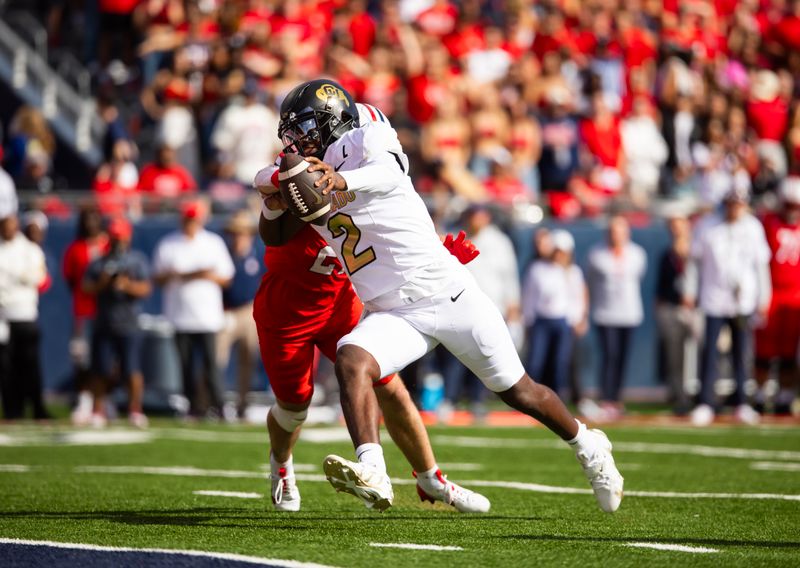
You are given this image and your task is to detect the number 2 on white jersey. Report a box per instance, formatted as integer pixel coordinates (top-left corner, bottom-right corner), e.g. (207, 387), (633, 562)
(327, 213), (376, 275)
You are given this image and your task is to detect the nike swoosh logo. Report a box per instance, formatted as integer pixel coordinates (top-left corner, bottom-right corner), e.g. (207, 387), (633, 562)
(450, 289), (465, 302)
(334, 161), (346, 172)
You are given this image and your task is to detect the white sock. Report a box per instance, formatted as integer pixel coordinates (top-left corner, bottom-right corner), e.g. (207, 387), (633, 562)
(416, 465), (446, 494)
(355, 443), (386, 473)
(566, 420), (596, 454)
(270, 452), (294, 477)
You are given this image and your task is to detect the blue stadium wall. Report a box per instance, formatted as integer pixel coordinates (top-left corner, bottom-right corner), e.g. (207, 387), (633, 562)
(38, 217), (670, 398)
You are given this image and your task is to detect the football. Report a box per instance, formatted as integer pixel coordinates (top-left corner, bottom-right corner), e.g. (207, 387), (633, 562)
(278, 153), (331, 226)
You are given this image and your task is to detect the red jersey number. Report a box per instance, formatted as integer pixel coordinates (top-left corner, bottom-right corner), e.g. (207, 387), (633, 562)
(309, 246), (344, 276)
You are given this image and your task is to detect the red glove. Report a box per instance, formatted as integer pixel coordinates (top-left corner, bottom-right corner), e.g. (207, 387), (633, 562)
(443, 230), (480, 265)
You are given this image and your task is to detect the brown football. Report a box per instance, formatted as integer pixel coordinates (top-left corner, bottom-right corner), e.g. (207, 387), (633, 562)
(278, 153), (331, 226)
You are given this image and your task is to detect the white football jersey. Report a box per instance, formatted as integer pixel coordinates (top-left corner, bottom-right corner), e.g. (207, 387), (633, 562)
(312, 120), (462, 303)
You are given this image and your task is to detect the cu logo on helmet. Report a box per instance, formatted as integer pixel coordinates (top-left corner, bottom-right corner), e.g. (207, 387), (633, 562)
(316, 84), (349, 106)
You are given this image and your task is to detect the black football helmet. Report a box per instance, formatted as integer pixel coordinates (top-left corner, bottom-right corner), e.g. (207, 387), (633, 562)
(278, 79), (359, 159)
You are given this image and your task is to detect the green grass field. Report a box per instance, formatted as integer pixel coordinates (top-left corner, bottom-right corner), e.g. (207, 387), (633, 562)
(0, 421), (799, 567)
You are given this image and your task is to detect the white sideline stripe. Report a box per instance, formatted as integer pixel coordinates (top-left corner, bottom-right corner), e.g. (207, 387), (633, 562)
(154, 429), (266, 443)
(193, 490), (263, 499)
(0, 431), (152, 446)
(463, 479), (800, 501)
(0, 464), (30, 472)
(61, 465), (800, 501)
(431, 435), (800, 461)
(299, 428), (352, 443)
(625, 542), (719, 554)
(0, 538), (337, 568)
(751, 461), (800, 472)
(259, 463), (317, 473)
(369, 543), (463, 552)
(75, 466), (268, 479)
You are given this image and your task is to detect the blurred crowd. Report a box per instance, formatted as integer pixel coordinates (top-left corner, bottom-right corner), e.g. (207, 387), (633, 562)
(1, 0), (800, 426)
(3, 0), (799, 220)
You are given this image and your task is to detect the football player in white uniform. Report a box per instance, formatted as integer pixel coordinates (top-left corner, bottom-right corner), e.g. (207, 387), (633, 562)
(259, 94), (489, 513)
(277, 79), (623, 514)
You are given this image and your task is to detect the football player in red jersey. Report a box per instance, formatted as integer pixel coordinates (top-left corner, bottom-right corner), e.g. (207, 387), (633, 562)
(755, 177), (800, 414)
(252, 105), (485, 513)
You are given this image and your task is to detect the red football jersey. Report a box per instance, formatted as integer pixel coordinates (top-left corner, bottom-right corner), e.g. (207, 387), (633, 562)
(262, 225), (351, 326)
(763, 212), (800, 302)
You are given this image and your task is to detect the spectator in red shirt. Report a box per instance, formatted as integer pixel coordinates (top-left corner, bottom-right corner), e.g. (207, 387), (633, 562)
(747, 70), (790, 177)
(772, 0), (800, 53)
(580, 93), (624, 193)
(415, 0), (458, 38)
(63, 205), (110, 425)
(93, 140), (140, 217)
(137, 144), (198, 199)
(347, 0), (375, 57)
(483, 150), (532, 205)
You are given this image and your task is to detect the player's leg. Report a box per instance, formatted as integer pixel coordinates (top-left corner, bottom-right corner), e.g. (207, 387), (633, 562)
(435, 281), (623, 512)
(254, 278), (324, 512)
(332, 311), (490, 512)
(258, 330), (313, 512)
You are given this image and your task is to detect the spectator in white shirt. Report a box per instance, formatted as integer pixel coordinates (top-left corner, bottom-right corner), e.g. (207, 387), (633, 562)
(522, 229), (586, 398)
(153, 200), (235, 419)
(0, 213), (49, 419)
(586, 215), (647, 419)
(621, 97), (668, 208)
(0, 164), (17, 220)
(211, 80), (282, 187)
(684, 186), (772, 426)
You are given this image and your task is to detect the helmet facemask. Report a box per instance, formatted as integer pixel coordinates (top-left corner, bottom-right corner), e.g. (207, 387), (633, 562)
(279, 108), (351, 159)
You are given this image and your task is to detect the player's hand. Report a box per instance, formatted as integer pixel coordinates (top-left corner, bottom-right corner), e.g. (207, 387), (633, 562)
(443, 231), (480, 265)
(306, 156), (347, 195)
(264, 192), (288, 211)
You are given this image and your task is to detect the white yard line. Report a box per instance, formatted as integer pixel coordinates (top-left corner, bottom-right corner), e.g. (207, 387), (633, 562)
(750, 461), (800, 472)
(153, 429), (266, 444)
(0, 464), (30, 472)
(437, 463), (483, 471)
(53, 465), (800, 501)
(369, 543), (463, 551)
(193, 490), (263, 499)
(0, 538), (337, 567)
(0, 430), (152, 446)
(624, 542), (719, 553)
(431, 435), (800, 461)
(259, 463), (317, 473)
(74, 465), (267, 479)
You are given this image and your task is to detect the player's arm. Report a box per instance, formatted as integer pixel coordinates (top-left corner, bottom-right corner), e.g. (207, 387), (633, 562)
(254, 163), (306, 247)
(308, 125), (408, 195)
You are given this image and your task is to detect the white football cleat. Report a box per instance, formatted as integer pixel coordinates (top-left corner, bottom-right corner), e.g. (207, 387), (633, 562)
(575, 429), (624, 513)
(323, 454), (393, 512)
(270, 466), (301, 512)
(415, 470), (491, 513)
